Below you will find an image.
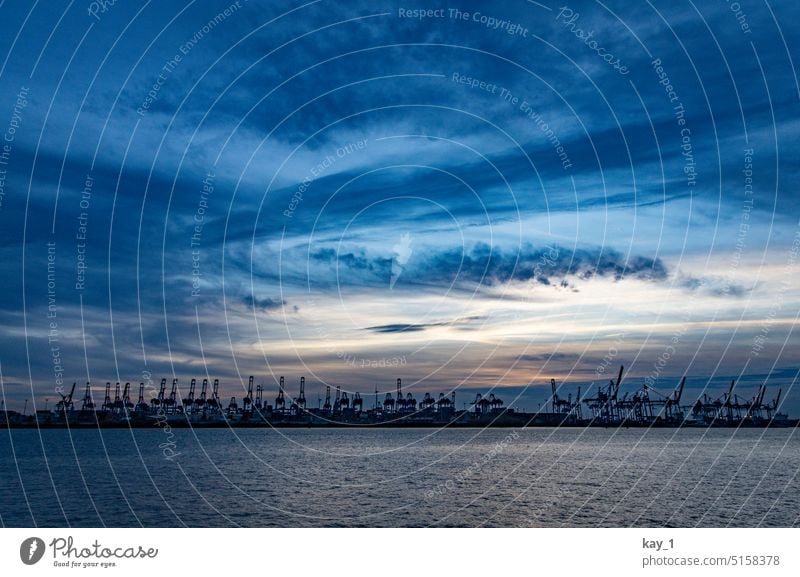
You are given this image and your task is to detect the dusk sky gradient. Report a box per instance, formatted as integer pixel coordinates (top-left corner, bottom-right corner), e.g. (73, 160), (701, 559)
(0, 0), (798, 414)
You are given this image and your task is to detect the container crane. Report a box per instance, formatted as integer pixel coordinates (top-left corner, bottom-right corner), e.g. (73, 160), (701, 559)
(583, 365), (624, 424)
(243, 376), (254, 415)
(100, 382), (111, 413)
(196, 379), (208, 413)
(163, 378), (178, 414)
(227, 396), (238, 416)
(333, 386), (342, 414)
(207, 379), (221, 412)
(665, 376), (686, 421)
(152, 379), (166, 412)
(297, 377), (306, 412)
(184, 379), (197, 414)
(722, 379), (736, 422)
(135, 383), (149, 413)
(766, 388), (783, 420)
(255, 384), (263, 411)
(275, 376), (286, 413)
(323, 385), (332, 415)
(396, 378), (406, 413)
(383, 392), (395, 413)
(122, 382), (134, 412)
(81, 382), (95, 411)
(55, 382), (76, 413)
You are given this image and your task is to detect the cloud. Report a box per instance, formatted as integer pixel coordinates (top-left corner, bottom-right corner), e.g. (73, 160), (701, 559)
(675, 273), (750, 298)
(364, 316), (485, 333)
(364, 323), (434, 333)
(242, 295), (292, 312)
(310, 248), (392, 273)
(316, 241), (669, 291)
(517, 352), (575, 362)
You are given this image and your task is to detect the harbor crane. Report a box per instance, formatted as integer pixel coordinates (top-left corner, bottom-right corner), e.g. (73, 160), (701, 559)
(196, 379), (208, 413)
(396, 379), (406, 413)
(136, 383), (149, 413)
(55, 382), (76, 413)
(227, 396), (238, 416)
(275, 376), (286, 413)
(323, 385), (332, 415)
(766, 388), (783, 420)
(164, 379), (178, 414)
(255, 384), (263, 411)
(102, 382), (112, 412)
(184, 379), (197, 414)
(152, 379), (166, 411)
(206, 379), (221, 411)
(243, 376), (254, 415)
(333, 386), (342, 414)
(112, 382), (123, 414)
(297, 377), (306, 412)
(291, 377), (307, 414)
(583, 365), (624, 424)
(383, 392), (395, 413)
(123, 382), (134, 412)
(81, 382), (94, 411)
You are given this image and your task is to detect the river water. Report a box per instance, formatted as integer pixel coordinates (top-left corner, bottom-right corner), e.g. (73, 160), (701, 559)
(1, 427), (798, 527)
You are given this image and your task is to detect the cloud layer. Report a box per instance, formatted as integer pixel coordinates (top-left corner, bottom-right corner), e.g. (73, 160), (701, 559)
(0, 0), (797, 413)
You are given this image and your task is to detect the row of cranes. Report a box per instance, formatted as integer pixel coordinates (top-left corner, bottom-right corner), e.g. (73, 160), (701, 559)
(580, 366), (685, 425)
(53, 379), (225, 417)
(320, 384), (364, 415)
(548, 377), (583, 422)
(231, 375), (298, 417)
(470, 393), (506, 414)
(52, 376), (460, 423)
(136, 378), (224, 415)
(548, 365), (786, 426)
(380, 379), (455, 415)
(691, 379), (785, 424)
(228, 376), (457, 419)
(320, 383), (339, 415)
(44, 368), (789, 427)
(257, 377), (456, 419)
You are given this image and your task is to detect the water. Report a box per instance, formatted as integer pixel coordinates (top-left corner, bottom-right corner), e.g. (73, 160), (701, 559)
(1, 427), (798, 527)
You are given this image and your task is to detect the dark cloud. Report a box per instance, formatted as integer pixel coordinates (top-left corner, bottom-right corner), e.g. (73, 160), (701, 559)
(247, 241), (669, 294)
(242, 295), (290, 312)
(364, 323), (434, 333)
(310, 248), (392, 277)
(517, 352), (575, 362)
(364, 316), (485, 333)
(420, 242), (669, 286)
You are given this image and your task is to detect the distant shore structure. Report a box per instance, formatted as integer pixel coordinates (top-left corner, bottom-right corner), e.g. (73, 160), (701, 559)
(2, 366), (795, 429)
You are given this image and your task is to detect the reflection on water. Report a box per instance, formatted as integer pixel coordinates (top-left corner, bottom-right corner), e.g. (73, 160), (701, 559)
(1, 427), (798, 527)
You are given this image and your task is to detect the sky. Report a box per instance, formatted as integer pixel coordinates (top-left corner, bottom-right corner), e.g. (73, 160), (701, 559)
(0, 0), (798, 415)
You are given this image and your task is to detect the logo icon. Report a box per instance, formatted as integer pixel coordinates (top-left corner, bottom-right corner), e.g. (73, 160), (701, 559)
(20, 537), (45, 565)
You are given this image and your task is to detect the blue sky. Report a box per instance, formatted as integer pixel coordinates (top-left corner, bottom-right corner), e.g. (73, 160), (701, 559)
(0, 0), (798, 414)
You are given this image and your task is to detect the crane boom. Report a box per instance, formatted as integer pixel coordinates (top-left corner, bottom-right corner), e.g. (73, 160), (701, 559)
(613, 365), (624, 399)
(676, 376), (686, 404)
